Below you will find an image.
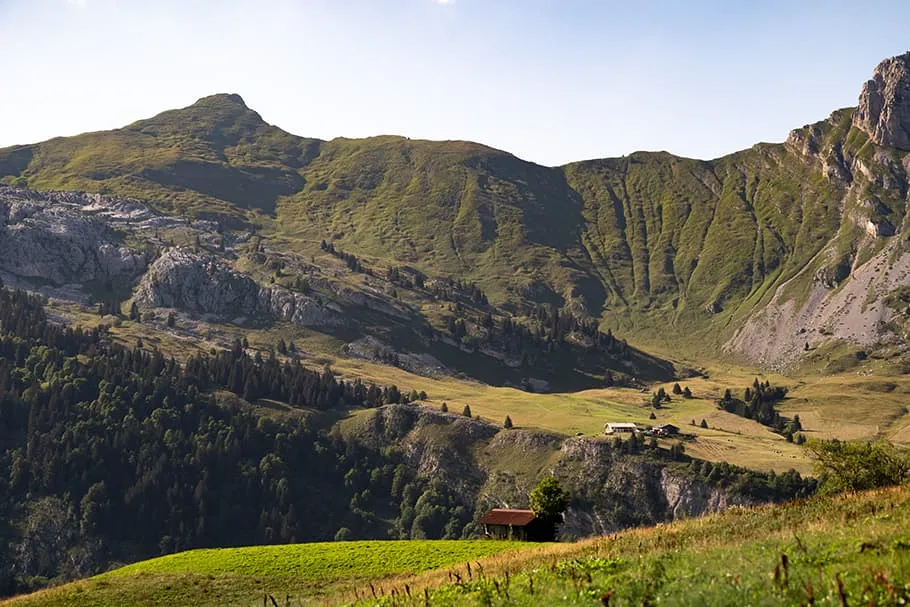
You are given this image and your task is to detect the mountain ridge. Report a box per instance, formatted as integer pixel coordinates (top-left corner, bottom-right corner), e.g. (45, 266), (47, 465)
(3, 53), (910, 368)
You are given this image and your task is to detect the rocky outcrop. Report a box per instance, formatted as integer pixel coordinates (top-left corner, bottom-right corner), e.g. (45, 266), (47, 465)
(0, 188), (148, 288)
(349, 404), (777, 540)
(135, 248), (342, 328)
(135, 248), (261, 316)
(854, 51), (910, 149)
(556, 437), (752, 536)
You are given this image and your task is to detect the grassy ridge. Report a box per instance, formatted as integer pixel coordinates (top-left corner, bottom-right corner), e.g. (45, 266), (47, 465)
(1, 541), (530, 607)
(352, 485), (910, 606)
(1, 95), (895, 359)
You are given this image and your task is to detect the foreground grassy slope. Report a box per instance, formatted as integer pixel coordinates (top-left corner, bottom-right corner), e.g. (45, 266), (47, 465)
(349, 485), (910, 607)
(9, 486), (910, 606)
(0, 541), (530, 607)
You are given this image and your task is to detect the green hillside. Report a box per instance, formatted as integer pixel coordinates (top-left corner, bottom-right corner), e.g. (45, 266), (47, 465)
(7, 486), (909, 607)
(0, 540), (531, 607)
(2, 94), (902, 359)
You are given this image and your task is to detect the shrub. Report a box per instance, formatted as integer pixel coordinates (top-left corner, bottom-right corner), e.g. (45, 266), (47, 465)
(807, 439), (910, 493)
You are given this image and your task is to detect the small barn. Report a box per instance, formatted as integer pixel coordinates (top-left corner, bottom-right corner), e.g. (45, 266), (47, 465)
(604, 422), (637, 434)
(653, 423), (680, 437)
(478, 509), (554, 542)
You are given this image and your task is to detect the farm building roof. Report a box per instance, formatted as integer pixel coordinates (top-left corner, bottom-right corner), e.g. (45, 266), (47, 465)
(606, 422), (637, 429)
(478, 509), (537, 526)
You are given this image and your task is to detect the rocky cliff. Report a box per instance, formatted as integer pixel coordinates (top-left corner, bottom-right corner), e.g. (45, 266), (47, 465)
(348, 404), (801, 539)
(135, 247), (342, 328)
(854, 51), (910, 149)
(0, 188), (149, 290)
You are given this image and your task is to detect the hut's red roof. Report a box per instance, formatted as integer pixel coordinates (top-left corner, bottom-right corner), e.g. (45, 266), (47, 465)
(478, 509), (537, 526)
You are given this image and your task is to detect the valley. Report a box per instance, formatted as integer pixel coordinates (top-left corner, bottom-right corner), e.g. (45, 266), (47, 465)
(1, 45), (910, 607)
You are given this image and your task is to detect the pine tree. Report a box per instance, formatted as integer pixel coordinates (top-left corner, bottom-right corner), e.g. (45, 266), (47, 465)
(441, 402), (448, 413)
(672, 383), (682, 395)
(503, 415), (513, 429)
(700, 419), (708, 429)
(462, 405), (472, 418)
(683, 386), (693, 398)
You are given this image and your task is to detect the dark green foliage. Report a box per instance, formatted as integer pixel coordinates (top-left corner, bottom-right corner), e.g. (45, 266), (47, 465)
(672, 383), (682, 395)
(529, 477), (569, 523)
(700, 419), (709, 429)
(718, 379), (790, 432)
(807, 439), (910, 493)
(440, 402), (448, 413)
(504, 416), (513, 429)
(462, 405), (472, 418)
(0, 286), (453, 596)
(683, 386), (692, 398)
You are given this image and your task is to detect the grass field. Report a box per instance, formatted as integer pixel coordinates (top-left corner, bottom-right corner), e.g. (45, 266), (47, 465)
(9, 487), (910, 607)
(46, 301), (910, 476)
(0, 541), (532, 607)
(347, 484), (910, 607)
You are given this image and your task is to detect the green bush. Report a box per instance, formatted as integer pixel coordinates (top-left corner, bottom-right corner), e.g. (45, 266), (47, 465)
(807, 439), (910, 493)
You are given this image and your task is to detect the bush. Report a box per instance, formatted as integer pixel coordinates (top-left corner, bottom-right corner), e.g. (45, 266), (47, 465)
(529, 477), (568, 523)
(807, 439), (910, 493)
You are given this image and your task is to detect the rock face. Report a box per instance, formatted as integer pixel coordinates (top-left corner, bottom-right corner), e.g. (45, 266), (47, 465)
(854, 51), (910, 149)
(135, 248), (342, 328)
(351, 404), (768, 539)
(135, 248), (261, 316)
(0, 188), (148, 287)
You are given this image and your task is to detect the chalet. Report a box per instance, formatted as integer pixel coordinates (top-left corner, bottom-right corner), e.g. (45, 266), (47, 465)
(478, 509), (553, 542)
(653, 424), (680, 437)
(604, 422), (637, 434)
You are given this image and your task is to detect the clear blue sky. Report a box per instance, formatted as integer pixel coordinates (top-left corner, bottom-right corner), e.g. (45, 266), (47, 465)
(1, 0), (908, 166)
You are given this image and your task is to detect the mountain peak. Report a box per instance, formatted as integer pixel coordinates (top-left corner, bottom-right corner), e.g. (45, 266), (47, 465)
(194, 93), (248, 108)
(853, 51), (910, 149)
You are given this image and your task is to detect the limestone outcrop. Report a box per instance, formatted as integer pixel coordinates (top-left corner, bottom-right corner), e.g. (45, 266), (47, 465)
(854, 51), (910, 149)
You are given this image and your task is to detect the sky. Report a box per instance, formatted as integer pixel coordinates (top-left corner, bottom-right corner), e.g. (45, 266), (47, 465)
(1, 0), (909, 166)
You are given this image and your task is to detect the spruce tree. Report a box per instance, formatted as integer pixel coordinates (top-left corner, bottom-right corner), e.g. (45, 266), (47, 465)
(504, 415), (513, 429)
(462, 405), (472, 417)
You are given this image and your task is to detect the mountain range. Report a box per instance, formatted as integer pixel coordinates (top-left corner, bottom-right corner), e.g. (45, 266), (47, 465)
(3, 52), (910, 373)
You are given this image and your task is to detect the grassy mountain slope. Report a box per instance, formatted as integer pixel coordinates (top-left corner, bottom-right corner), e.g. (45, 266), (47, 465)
(0, 540), (531, 607)
(0, 94), (319, 221)
(1, 93), (907, 363)
(7, 485), (909, 607)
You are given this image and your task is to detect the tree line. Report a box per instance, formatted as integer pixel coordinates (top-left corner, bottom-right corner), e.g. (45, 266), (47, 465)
(0, 284), (460, 597)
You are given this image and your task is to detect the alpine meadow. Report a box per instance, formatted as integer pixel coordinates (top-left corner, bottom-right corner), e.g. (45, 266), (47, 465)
(0, 17), (909, 606)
